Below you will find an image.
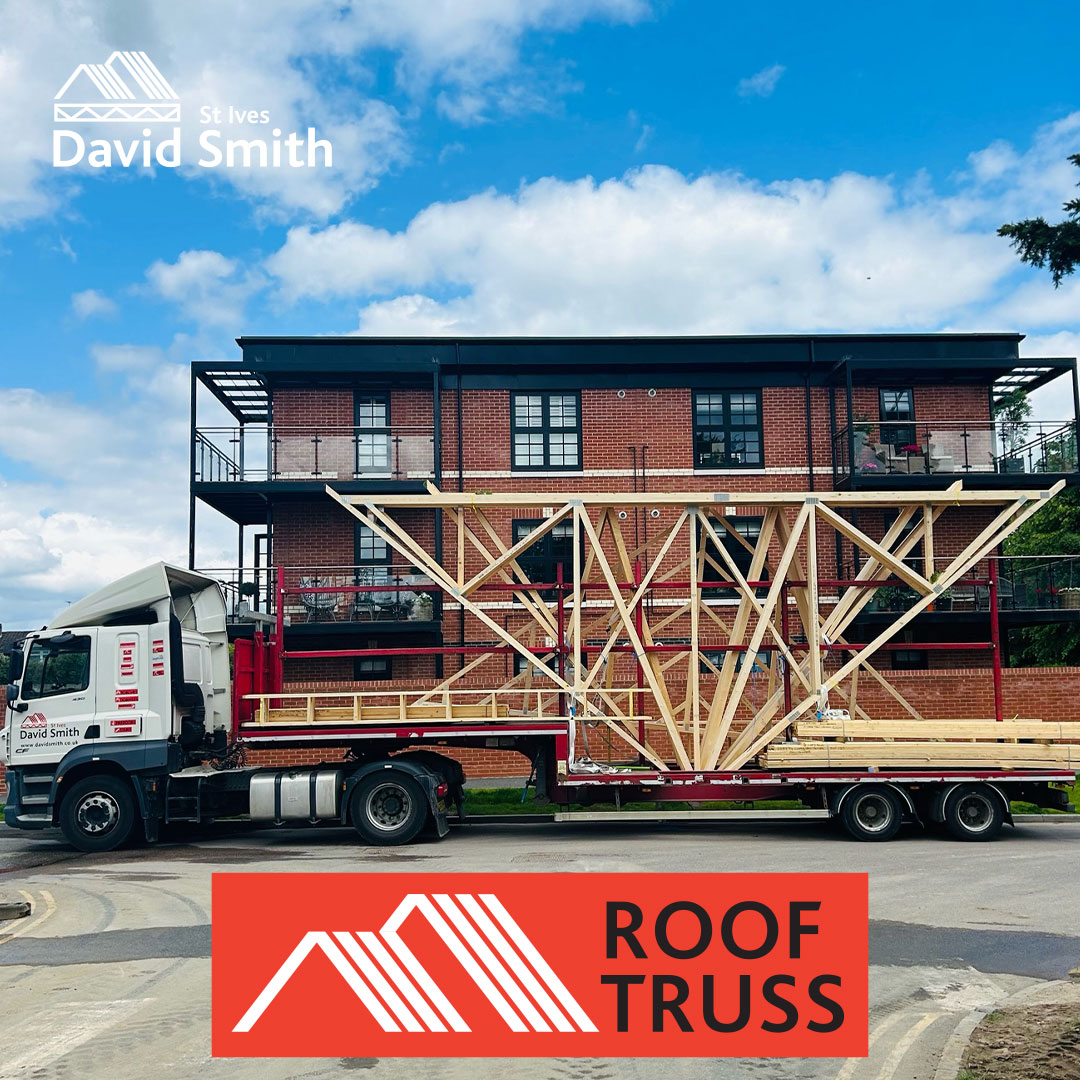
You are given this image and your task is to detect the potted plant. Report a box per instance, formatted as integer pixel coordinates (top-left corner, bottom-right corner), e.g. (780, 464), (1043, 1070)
(873, 585), (911, 612)
(412, 592), (434, 621)
(930, 572), (953, 611)
(238, 581), (258, 597)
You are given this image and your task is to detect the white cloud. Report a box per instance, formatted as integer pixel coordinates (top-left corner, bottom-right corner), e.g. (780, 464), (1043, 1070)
(71, 288), (116, 319)
(736, 63), (786, 98)
(0, 0), (650, 226)
(634, 126), (654, 152)
(0, 349), (234, 627)
(262, 111), (1080, 345)
(145, 250), (265, 330)
(267, 168), (1008, 334)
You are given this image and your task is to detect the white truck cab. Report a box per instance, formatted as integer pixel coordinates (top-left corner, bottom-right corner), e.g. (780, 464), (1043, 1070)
(2, 564), (231, 843)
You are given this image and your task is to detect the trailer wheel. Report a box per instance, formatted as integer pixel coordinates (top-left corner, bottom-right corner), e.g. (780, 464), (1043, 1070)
(59, 775), (136, 853)
(943, 785), (1004, 841)
(839, 786), (904, 842)
(349, 773), (427, 845)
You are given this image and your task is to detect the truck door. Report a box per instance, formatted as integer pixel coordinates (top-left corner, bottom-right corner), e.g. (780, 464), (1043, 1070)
(12, 631), (98, 765)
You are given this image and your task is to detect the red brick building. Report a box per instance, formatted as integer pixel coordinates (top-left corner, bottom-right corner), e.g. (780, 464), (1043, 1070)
(188, 334), (1080, 773)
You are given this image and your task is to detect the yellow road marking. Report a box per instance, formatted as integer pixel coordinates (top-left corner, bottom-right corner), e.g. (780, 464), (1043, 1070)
(836, 1011), (907, 1080)
(874, 1013), (939, 1080)
(0, 888), (57, 944)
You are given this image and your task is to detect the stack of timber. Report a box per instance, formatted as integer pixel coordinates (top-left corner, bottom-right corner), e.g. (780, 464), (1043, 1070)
(759, 718), (1080, 770)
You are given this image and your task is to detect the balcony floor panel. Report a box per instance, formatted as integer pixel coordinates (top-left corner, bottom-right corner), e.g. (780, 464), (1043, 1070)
(195, 479), (432, 524)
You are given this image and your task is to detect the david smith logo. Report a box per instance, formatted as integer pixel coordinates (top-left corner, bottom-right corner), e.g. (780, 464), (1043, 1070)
(213, 872), (868, 1058)
(53, 50), (332, 170)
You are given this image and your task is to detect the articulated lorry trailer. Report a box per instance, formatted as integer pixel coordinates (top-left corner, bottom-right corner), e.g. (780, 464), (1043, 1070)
(2, 486), (1077, 852)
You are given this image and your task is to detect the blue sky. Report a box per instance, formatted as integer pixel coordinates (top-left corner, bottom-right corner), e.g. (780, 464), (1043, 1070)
(1, 0), (1078, 625)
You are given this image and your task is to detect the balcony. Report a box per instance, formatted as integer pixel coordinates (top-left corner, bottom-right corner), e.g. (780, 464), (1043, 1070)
(194, 424), (435, 484)
(849, 556), (1080, 614)
(205, 565), (443, 637)
(833, 419), (1078, 487)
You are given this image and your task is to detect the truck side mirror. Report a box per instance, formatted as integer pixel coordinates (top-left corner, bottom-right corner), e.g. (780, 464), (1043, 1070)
(5, 682), (17, 703)
(8, 646), (23, 681)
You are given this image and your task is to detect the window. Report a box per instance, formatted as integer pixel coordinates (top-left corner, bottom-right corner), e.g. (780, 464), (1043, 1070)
(21, 636), (91, 699)
(355, 392), (391, 475)
(892, 649), (927, 670)
(879, 388), (915, 448)
(514, 653), (541, 677)
(700, 516), (764, 585)
(511, 392), (581, 470)
(354, 646), (391, 681)
(694, 391), (763, 469)
(512, 518), (577, 600)
(355, 523), (389, 564)
(701, 649), (770, 674)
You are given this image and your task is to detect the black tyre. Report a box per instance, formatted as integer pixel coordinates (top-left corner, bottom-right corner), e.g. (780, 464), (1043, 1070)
(349, 772), (427, 845)
(59, 775), (136, 852)
(943, 784), (1004, 841)
(839, 786), (904, 842)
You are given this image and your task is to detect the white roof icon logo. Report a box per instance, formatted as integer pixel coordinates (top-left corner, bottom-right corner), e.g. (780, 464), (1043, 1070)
(54, 51), (180, 123)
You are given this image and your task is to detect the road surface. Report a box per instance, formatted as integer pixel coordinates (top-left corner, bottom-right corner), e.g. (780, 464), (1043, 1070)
(1, 816), (1078, 1079)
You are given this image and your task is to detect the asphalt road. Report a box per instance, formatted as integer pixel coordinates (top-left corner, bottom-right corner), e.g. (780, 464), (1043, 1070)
(1, 816), (1079, 1079)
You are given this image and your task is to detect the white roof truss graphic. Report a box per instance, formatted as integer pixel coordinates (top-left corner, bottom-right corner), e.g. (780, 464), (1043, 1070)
(232, 893), (598, 1035)
(54, 51), (180, 123)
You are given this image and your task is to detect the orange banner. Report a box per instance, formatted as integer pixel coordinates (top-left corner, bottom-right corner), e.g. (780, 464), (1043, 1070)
(213, 872), (867, 1058)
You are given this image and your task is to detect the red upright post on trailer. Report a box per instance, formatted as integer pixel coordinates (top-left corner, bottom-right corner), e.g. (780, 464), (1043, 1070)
(273, 567), (285, 693)
(989, 556), (1003, 722)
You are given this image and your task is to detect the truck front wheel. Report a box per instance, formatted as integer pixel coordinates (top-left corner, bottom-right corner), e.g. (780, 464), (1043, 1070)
(349, 773), (427, 845)
(59, 775), (136, 853)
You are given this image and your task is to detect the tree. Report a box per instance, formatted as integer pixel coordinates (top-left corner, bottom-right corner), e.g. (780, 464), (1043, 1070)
(1003, 486), (1080, 666)
(998, 153), (1080, 285)
(992, 386), (1032, 458)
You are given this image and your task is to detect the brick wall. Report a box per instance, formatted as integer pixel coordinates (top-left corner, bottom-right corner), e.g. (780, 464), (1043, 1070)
(258, 374), (1018, 738)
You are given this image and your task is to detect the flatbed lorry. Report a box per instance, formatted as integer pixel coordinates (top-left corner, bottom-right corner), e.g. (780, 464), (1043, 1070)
(2, 563), (1073, 852)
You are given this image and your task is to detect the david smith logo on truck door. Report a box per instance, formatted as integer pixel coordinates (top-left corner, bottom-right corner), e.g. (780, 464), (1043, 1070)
(213, 873), (868, 1058)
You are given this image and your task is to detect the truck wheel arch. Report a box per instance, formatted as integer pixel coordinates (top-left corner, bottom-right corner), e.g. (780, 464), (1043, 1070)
(829, 782), (918, 822)
(52, 761), (134, 822)
(340, 759), (444, 829)
(50, 741), (177, 826)
(935, 782), (1011, 826)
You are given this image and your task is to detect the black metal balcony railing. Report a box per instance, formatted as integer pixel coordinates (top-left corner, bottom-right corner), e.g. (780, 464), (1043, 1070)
(194, 425), (435, 483)
(833, 419), (1078, 482)
(204, 565), (442, 625)
(841, 556), (1080, 613)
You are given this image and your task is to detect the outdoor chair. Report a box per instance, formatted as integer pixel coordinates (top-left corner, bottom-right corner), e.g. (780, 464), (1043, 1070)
(298, 575), (342, 622)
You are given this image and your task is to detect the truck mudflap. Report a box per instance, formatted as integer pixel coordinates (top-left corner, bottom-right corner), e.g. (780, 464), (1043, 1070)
(341, 758), (450, 839)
